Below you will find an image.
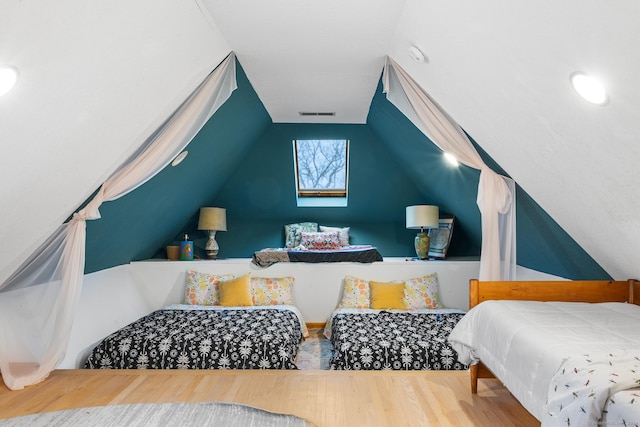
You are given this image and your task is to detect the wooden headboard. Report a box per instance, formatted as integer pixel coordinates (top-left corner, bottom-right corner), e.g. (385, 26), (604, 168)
(469, 278), (640, 309)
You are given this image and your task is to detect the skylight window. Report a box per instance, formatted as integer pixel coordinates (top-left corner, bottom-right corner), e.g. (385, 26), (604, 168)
(293, 139), (349, 207)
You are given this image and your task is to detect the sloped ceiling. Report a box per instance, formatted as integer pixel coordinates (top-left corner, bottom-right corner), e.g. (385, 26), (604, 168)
(386, 1), (640, 281)
(0, 0), (232, 283)
(1, 0), (639, 283)
(198, 0), (405, 123)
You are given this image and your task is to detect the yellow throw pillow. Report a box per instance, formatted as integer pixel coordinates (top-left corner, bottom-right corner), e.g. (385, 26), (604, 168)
(369, 280), (406, 310)
(219, 274), (253, 307)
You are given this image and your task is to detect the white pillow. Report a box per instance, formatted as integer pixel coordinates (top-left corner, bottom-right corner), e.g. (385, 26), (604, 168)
(319, 225), (350, 246)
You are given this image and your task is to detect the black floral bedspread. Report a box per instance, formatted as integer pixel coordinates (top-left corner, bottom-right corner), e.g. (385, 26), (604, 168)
(84, 308), (303, 370)
(329, 311), (468, 370)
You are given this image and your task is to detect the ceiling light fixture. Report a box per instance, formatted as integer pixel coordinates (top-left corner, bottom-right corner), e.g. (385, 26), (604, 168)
(444, 152), (459, 167)
(570, 72), (608, 105)
(408, 45), (427, 63)
(0, 66), (18, 96)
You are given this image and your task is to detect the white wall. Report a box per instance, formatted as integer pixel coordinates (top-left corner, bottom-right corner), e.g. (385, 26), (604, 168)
(61, 258), (562, 368)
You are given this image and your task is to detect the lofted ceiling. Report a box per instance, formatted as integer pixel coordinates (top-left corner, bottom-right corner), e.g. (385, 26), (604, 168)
(197, 0), (405, 123)
(1, 0), (639, 284)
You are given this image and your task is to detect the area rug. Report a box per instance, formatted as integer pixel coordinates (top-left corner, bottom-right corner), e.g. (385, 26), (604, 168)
(296, 328), (332, 370)
(0, 402), (315, 427)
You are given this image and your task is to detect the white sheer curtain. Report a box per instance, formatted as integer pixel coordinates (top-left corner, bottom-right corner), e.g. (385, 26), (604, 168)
(382, 57), (516, 281)
(0, 53), (237, 390)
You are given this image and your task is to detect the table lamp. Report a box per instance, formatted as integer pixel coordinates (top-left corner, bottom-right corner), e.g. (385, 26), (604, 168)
(198, 207), (227, 259)
(406, 205), (439, 259)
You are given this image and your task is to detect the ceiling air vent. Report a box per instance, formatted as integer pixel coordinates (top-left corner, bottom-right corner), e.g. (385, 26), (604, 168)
(299, 112), (336, 117)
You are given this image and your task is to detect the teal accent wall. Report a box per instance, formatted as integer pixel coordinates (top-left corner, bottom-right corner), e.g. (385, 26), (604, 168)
(82, 60), (610, 280)
(208, 123), (427, 257)
(84, 62), (272, 273)
(366, 82), (483, 258)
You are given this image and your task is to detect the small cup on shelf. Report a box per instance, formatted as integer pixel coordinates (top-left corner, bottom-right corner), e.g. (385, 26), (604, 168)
(166, 245), (180, 261)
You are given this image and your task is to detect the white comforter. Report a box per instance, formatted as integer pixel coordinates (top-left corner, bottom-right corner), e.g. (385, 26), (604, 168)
(448, 300), (640, 421)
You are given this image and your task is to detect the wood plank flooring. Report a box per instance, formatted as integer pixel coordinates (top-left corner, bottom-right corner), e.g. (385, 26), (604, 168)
(0, 370), (539, 426)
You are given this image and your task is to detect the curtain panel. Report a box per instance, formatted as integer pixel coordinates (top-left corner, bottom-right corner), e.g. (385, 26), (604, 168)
(0, 53), (237, 390)
(382, 57), (516, 281)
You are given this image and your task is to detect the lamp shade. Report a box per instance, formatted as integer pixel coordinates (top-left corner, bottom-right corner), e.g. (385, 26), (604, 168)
(198, 207), (227, 231)
(406, 205), (439, 229)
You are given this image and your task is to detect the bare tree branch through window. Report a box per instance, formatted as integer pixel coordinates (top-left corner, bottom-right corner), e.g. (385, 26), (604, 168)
(294, 139), (348, 197)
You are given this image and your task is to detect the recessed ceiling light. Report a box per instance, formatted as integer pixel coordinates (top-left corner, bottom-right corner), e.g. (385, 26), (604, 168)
(171, 151), (188, 167)
(0, 66), (18, 96)
(444, 152), (459, 167)
(570, 72), (608, 105)
(408, 45), (427, 63)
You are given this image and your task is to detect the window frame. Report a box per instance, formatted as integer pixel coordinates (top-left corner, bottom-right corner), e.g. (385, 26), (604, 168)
(293, 139), (349, 207)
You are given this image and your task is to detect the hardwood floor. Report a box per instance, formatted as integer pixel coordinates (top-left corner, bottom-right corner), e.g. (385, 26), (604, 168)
(0, 370), (539, 426)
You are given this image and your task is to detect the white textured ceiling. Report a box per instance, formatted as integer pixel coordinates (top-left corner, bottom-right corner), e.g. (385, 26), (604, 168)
(1, 0), (640, 283)
(199, 0), (406, 124)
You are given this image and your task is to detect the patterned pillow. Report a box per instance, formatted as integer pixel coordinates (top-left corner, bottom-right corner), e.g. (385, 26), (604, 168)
(284, 222), (318, 248)
(299, 231), (341, 250)
(319, 225), (350, 246)
(402, 273), (442, 309)
(183, 270), (234, 305)
(337, 276), (370, 309)
(251, 276), (295, 306)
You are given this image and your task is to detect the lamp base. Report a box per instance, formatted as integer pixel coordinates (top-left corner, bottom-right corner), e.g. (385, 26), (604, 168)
(414, 232), (430, 260)
(205, 230), (219, 259)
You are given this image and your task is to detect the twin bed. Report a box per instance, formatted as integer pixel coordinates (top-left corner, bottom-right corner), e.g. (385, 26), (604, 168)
(85, 270), (309, 370)
(325, 308), (466, 371)
(323, 274), (467, 371)
(449, 279), (640, 426)
(84, 305), (306, 370)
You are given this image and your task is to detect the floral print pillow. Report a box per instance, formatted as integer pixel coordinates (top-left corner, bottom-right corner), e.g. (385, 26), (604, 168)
(284, 222), (318, 248)
(299, 231), (341, 250)
(337, 276), (371, 309)
(251, 276), (295, 306)
(183, 270), (234, 305)
(402, 273), (442, 309)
